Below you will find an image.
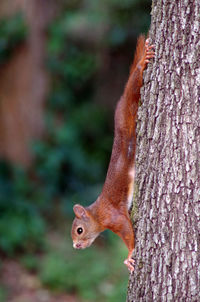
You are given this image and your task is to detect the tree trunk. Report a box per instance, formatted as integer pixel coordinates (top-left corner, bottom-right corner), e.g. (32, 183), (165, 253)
(127, 1), (200, 301)
(0, 0), (55, 165)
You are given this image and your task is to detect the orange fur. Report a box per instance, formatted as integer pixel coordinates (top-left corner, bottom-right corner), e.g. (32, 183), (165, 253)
(71, 36), (155, 272)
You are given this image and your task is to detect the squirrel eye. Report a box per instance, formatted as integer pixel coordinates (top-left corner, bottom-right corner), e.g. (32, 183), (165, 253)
(77, 227), (83, 235)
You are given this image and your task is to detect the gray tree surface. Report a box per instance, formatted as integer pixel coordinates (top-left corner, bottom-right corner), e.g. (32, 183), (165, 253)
(127, 1), (200, 301)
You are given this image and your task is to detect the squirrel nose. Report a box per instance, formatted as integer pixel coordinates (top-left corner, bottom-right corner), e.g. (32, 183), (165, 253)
(74, 242), (82, 249)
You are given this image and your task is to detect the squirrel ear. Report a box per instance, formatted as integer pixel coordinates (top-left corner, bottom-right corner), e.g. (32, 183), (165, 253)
(73, 204), (88, 219)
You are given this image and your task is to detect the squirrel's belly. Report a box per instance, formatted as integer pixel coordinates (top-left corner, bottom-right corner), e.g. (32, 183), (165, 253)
(127, 167), (135, 209)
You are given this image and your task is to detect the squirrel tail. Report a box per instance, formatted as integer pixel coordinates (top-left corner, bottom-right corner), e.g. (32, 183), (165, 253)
(129, 35), (145, 74)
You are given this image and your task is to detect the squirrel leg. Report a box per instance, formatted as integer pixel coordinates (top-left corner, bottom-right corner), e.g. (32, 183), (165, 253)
(124, 250), (135, 273)
(115, 216), (135, 273)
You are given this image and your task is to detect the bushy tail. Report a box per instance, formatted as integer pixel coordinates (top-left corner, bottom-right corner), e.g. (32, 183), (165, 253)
(129, 35), (145, 74)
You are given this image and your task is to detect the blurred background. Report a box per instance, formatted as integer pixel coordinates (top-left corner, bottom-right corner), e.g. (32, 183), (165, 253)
(0, 0), (150, 301)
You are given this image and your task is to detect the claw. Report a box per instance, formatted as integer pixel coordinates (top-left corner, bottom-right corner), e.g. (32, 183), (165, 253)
(145, 38), (149, 46)
(148, 44), (155, 49)
(146, 54), (155, 58)
(145, 39), (155, 63)
(124, 257), (135, 273)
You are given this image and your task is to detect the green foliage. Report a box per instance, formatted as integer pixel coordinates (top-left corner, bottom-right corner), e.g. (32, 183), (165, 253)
(0, 9), (112, 255)
(0, 286), (7, 302)
(0, 13), (27, 64)
(0, 162), (45, 255)
(31, 14), (112, 211)
(21, 253), (40, 272)
(59, 0), (151, 47)
(38, 230), (128, 302)
(104, 0), (151, 43)
(0, 0), (151, 252)
(0, 1), (151, 299)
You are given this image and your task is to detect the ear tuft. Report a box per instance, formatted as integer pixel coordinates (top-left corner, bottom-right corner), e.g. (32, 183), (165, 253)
(73, 204), (88, 219)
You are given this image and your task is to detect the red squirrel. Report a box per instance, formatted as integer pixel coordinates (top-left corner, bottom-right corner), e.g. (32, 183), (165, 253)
(71, 36), (155, 272)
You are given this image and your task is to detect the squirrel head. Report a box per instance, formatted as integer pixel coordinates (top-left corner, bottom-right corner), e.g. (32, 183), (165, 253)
(71, 204), (101, 249)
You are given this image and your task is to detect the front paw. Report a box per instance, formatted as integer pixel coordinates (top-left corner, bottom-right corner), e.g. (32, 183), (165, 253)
(145, 39), (155, 63)
(124, 257), (135, 273)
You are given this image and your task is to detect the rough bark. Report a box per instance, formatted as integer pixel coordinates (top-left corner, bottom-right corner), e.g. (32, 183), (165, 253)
(127, 1), (200, 301)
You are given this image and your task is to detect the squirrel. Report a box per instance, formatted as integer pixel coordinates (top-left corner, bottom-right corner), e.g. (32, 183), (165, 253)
(71, 36), (155, 273)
